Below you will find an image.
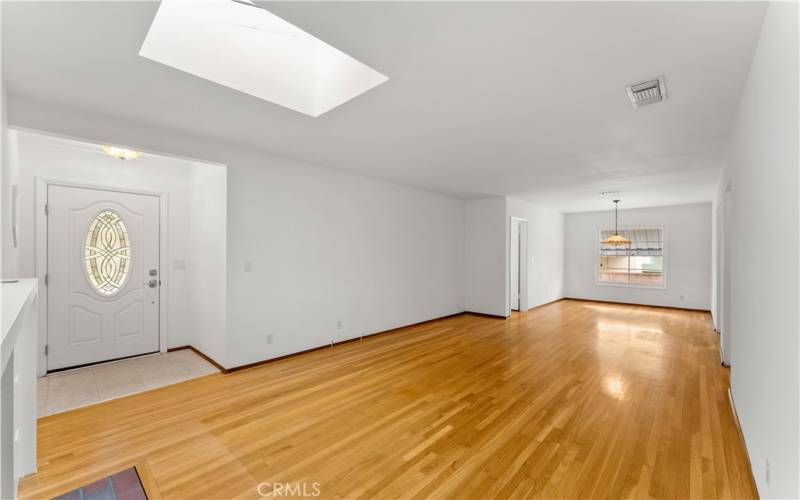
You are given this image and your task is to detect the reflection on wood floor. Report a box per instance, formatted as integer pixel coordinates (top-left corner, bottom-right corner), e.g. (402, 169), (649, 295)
(20, 299), (756, 499)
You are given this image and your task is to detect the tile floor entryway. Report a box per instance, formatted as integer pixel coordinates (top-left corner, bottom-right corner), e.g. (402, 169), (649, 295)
(38, 349), (219, 416)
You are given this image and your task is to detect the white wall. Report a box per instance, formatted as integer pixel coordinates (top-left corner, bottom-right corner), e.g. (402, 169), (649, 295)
(506, 197), (565, 311)
(714, 2), (799, 497)
(464, 197), (507, 317)
(0, 3), (5, 285)
(224, 158), (465, 366)
(188, 162), (227, 366)
(8, 98), (466, 368)
(12, 131), (227, 370)
(0, 88), (18, 279)
(564, 203), (712, 310)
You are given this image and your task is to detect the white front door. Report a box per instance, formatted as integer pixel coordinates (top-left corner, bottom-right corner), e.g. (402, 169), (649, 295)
(47, 184), (160, 371)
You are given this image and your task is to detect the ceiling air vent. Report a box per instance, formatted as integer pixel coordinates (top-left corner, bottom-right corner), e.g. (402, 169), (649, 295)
(626, 77), (666, 107)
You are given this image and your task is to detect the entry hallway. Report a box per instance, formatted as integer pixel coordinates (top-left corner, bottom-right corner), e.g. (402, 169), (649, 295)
(19, 300), (755, 499)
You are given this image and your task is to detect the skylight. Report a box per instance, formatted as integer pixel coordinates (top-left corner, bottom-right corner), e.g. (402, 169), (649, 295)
(139, 0), (389, 117)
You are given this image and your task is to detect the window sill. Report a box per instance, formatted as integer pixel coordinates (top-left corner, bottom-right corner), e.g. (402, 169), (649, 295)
(595, 281), (667, 290)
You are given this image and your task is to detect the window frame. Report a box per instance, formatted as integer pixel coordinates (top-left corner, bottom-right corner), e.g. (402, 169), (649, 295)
(595, 225), (668, 290)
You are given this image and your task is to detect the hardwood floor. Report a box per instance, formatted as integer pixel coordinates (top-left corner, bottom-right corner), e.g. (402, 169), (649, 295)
(20, 300), (756, 499)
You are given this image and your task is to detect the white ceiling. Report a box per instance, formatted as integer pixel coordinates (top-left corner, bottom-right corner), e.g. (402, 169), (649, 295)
(1, 1), (767, 212)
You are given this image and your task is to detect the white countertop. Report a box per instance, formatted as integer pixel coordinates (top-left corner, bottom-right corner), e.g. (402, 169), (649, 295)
(2, 278), (38, 346)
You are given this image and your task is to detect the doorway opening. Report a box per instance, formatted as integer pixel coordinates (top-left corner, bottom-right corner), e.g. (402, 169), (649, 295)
(509, 217), (528, 313)
(717, 182), (733, 366)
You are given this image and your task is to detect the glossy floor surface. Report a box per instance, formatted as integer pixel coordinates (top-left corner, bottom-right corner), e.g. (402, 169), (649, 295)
(20, 300), (756, 499)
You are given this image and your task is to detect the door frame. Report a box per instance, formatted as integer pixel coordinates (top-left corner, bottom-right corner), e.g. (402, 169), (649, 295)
(35, 177), (170, 375)
(720, 183), (733, 367)
(508, 216), (528, 314)
(715, 202), (722, 334)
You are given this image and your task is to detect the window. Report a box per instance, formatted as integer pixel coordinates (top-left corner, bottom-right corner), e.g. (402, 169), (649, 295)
(598, 228), (664, 287)
(85, 210), (131, 296)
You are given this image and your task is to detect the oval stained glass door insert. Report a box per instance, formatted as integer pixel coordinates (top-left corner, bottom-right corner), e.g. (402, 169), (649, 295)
(84, 210), (131, 296)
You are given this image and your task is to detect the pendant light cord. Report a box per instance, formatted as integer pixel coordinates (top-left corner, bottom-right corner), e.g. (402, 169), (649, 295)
(613, 199), (620, 235)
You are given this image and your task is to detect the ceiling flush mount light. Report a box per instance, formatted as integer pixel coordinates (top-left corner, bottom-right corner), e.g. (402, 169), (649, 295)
(101, 145), (143, 160)
(626, 77), (667, 107)
(602, 200), (631, 247)
(139, 0), (389, 117)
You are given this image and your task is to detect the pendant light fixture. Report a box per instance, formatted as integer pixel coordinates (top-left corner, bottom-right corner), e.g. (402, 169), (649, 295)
(602, 200), (631, 246)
